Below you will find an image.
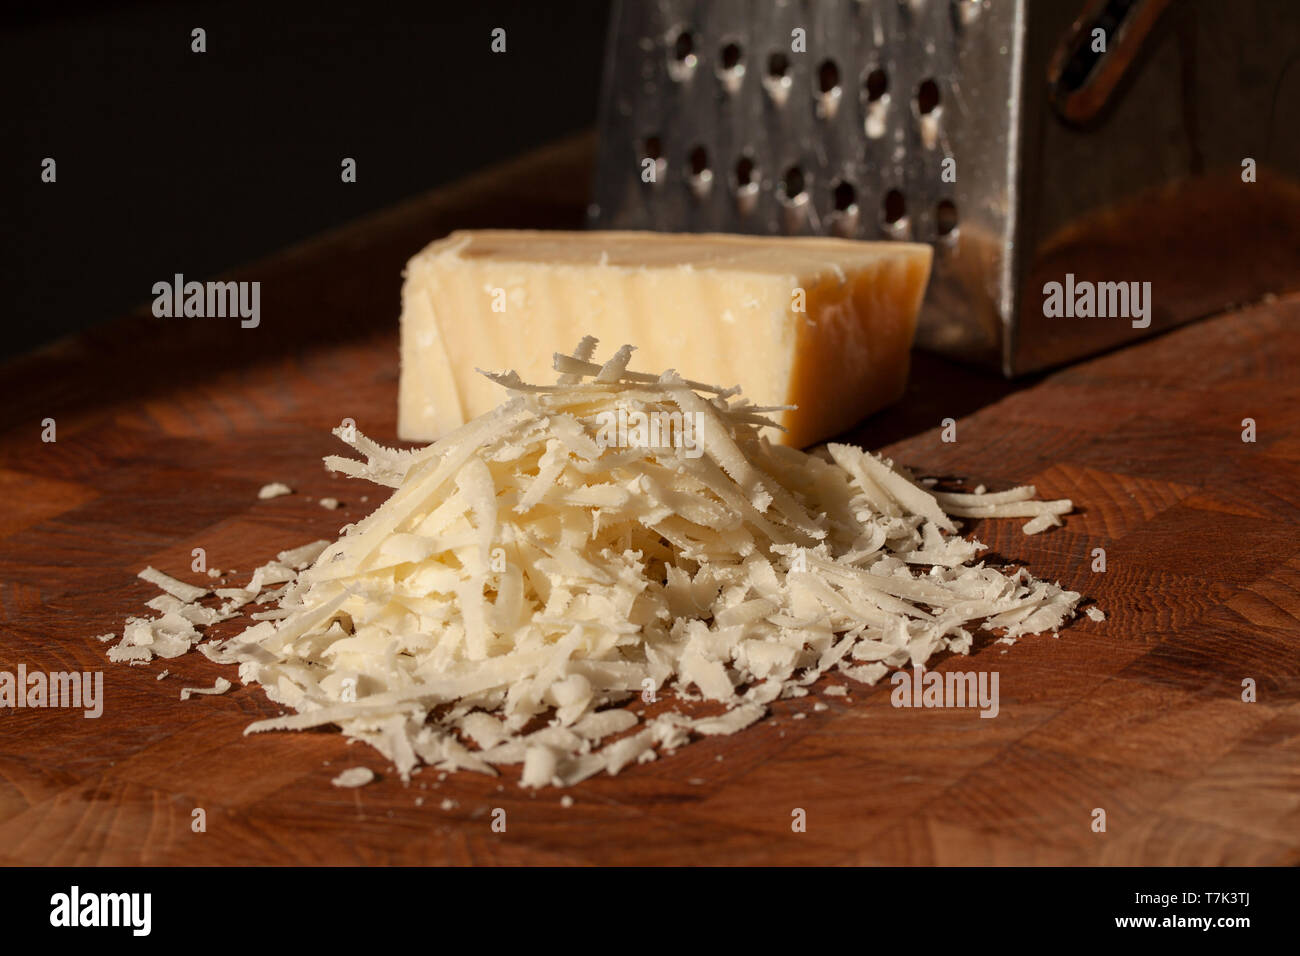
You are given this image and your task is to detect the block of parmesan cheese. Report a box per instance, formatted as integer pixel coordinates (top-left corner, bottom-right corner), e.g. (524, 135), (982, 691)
(398, 230), (932, 447)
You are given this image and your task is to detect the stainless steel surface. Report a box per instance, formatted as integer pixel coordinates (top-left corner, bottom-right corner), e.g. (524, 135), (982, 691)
(590, 0), (1300, 376)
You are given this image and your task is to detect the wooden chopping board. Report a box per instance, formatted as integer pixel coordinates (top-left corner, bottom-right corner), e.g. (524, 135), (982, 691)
(2, 134), (1298, 866)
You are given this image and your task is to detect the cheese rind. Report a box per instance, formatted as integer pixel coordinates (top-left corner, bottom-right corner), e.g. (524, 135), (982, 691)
(398, 230), (932, 447)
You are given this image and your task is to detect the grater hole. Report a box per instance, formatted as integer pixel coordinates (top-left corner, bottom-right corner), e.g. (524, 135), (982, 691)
(687, 145), (713, 199)
(780, 165), (807, 203)
(735, 155), (757, 188)
(830, 178), (859, 237)
(865, 68), (889, 102)
(763, 51), (793, 106)
(673, 30), (696, 64)
(814, 59), (843, 119)
(883, 189), (907, 225)
(954, 0), (983, 27)
(689, 145), (709, 177)
(936, 199), (959, 238)
(734, 155), (759, 215)
(668, 28), (699, 81)
(817, 59), (840, 94)
(832, 179), (856, 212)
(717, 40), (745, 94)
(917, 78), (941, 115)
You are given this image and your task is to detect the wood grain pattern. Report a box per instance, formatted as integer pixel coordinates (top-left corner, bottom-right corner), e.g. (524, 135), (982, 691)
(2, 134), (1298, 865)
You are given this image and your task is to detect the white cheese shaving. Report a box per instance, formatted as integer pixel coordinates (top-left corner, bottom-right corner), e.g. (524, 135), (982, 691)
(179, 677), (232, 701)
(1085, 606), (1106, 622)
(107, 643), (153, 663)
(138, 567), (209, 603)
(278, 540), (331, 569)
(1021, 512), (1064, 535)
(319, 497), (341, 510)
(258, 482), (293, 500)
(101, 340), (1081, 787)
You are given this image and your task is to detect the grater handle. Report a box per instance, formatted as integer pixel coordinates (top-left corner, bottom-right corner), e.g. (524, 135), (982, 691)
(1048, 0), (1173, 124)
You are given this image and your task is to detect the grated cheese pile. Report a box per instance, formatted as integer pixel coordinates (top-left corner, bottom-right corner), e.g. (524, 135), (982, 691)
(104, 339), (1081, 788)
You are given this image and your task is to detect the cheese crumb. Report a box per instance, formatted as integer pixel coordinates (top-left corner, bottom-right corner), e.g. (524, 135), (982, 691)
(258, 482), (293, 500)
(1085, 606), (1106, 622)
(331, 767), (374, 788)
(319, 497), (341, 510)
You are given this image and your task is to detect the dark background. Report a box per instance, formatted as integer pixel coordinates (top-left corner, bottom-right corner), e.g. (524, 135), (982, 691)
(1, 0), (611, 360)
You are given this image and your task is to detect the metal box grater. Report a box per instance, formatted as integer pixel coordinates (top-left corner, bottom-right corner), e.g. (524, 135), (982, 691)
(589, 0), (1300, 376)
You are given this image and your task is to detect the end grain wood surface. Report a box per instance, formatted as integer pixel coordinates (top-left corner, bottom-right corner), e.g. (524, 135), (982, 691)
(1, 134), (1298, 865)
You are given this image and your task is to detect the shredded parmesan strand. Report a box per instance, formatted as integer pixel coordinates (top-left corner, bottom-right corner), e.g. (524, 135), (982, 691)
(180, 677), (232, 701)
(138, 567), (209, 604)
(101, 341), (1081, 787)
